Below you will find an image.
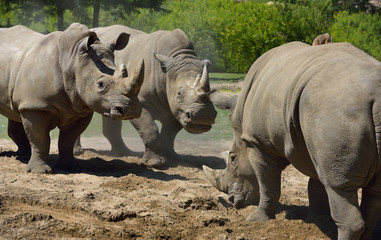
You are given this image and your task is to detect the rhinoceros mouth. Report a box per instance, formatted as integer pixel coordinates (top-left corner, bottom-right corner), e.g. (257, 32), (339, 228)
(103, 105), (128, 120)
(183, 122), (212, 134)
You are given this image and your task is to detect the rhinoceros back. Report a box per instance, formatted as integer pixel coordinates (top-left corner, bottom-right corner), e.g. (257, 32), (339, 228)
(235, 41), (381, 177)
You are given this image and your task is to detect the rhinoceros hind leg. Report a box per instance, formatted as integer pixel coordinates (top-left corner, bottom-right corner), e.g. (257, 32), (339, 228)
(360, 181), (381, 240)
(8, 119), (31, 156)
(73, 137), (84, 156)
(325, 187), (365, 239)
(307, 178), (330, 220)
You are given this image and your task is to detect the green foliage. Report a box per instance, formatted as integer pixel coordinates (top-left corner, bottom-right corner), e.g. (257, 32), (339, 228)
(329, 11), (381, 61)
(1, 0), (380, 72)
(126, 0), (333, 72)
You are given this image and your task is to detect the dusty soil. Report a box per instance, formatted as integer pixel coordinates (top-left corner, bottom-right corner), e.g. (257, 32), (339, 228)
(0, 137), (331, 240)
(0, 82), (380, 239)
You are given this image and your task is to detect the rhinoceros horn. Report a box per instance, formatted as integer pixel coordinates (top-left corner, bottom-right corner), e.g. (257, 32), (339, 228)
(125, 59), (144, 97)
(114, 63), (128, 78)
(202, 165), (227, 193)
(192, 61), (210, 94)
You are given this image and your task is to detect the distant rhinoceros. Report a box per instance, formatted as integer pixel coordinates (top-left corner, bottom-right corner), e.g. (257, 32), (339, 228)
(0, 23), (144, 173)
(203, 42), (381, 239)
(75, 25), (217, 168)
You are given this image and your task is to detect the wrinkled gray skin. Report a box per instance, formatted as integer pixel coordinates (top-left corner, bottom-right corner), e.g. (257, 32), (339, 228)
(0, 23), (144, 173)
(75, 25), (217, 168)
(203, 42), (381, 239)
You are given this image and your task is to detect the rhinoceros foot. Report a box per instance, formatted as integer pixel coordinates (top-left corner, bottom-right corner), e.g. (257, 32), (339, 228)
(73, 145), (84, 156)
(25, 160), (52, 174)
(246, 209), (274, 222)
(109, 145), (133, 157)
(141, 151), (166, 168)
(54, 158), (81, 173)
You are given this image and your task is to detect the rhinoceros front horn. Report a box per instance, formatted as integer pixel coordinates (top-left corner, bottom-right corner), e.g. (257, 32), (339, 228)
(202, 165), (225, 192)
(125, 59), (144, 97)
(199, 61), (210, 93)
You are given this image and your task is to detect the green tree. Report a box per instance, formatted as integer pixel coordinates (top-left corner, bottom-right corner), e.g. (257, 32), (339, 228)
(329, 11), (381, 60)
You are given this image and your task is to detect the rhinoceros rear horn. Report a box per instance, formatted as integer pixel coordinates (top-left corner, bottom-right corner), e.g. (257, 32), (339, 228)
(125, 59), (144, 97)
(115, 63), (128, 78)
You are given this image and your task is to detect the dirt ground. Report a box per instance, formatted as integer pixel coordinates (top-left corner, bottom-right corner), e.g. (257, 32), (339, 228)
(0, 82), (380, 239)
(0, 136), (379, 240)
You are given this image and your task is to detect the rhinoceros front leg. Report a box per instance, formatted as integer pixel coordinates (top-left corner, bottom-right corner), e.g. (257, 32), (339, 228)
(55, 113), (93, 172)
(101, 116), (132, 156)
(130, 108), (165, 168)
(20, 111), (52, 173)
(246, 146), (284, 222)
(8, 119), (31, 156)
(159, 117), (182, 162)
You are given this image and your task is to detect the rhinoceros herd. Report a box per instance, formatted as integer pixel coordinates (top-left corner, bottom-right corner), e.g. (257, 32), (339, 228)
(0, 23), (380, 239)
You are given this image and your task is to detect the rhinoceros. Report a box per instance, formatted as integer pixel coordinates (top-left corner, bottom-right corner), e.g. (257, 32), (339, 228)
(0, 23), (144, 173)
(203, 42), (381, 239)
(75, 25), (217, 168)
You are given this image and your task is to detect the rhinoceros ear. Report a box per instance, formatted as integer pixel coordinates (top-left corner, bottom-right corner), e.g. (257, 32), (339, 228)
(154, 53), (176, 73)
(79, 31), (98, 52)
(108, 32), (130, 51)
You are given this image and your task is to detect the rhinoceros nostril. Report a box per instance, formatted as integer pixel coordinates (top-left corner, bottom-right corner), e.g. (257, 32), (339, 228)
(116, 107), (124, 115)
(111, 106), (124, 117)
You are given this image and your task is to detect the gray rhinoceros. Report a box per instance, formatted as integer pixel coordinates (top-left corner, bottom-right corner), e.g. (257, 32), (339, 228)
(75, 25), (217, 168)
(203, 42), (381, 239)
(0, 23), (144, 173)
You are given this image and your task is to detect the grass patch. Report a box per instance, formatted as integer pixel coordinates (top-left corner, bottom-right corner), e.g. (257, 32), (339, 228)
(209, 72), (245, 82)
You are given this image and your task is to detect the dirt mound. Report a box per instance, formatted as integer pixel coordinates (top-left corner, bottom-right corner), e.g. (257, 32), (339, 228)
(0, 138), (380, 239)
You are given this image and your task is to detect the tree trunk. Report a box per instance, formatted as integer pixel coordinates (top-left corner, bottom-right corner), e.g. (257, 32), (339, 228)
(57, 5), (64, 31)
(93, 1), (100, 28)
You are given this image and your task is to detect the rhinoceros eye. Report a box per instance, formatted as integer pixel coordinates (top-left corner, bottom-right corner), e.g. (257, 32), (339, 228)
(230, 153), (237, 165)
(97, 79), (108, 93)
(176, 87), (185, 102)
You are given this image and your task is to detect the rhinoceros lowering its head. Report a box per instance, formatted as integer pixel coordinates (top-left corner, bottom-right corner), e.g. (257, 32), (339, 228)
(204, 42), (381, 239)
(0, 23), (144, 173)
(75, 25), (217, 168)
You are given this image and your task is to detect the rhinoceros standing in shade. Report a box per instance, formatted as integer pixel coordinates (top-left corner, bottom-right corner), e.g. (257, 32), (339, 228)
(0, 23), (144, 173)
(203, 42), (381, 239)
(75, 25), (217, 168)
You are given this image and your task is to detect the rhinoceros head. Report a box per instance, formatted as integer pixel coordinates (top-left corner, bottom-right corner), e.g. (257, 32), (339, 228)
(60, 23), (144, 120)
(203, 136), (260, 208)
(155, 53), (217, 134)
